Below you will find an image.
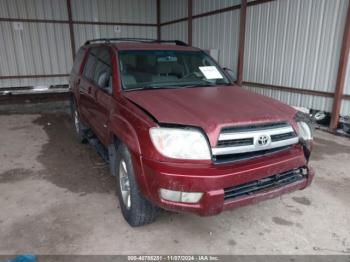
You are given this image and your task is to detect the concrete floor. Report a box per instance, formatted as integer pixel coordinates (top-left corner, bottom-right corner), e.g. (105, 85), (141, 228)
(0, 113), (349, 255)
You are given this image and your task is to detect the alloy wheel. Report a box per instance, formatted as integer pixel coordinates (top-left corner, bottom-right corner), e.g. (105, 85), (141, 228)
(119, 159), (131, 210)
(74, 110), (80, 134)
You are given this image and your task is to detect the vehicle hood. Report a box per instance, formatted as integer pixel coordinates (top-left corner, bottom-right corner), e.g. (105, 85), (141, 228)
(124, 85), (297, 146)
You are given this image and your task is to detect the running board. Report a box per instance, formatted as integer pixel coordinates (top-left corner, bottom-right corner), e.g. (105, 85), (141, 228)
(86, 134), (109, 164)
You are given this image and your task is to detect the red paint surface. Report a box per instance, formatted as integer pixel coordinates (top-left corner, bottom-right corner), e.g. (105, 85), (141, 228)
(70, 42), (314, 216)
(124, 85), (297, 146)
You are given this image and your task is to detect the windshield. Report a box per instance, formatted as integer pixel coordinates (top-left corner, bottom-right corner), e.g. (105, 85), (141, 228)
(118, 50), (231, 91)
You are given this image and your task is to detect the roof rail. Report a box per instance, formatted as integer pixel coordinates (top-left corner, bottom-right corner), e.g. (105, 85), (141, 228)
(84, 38), (188, 46)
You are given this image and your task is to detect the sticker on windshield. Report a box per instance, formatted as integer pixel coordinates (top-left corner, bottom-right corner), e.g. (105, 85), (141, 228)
(199, 66), (224, 80)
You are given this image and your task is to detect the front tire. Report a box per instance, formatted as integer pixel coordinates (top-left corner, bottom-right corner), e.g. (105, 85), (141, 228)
(115, 144), (159, 226)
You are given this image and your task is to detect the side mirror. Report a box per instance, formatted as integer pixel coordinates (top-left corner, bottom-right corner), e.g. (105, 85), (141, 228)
(223, 67), (236, 83)
(98, 71), (112, 94)
(97, 71), (109, 88)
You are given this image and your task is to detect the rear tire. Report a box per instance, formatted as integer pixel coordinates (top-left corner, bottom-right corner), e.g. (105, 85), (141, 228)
(71, 100), (87, 143)
(115, 144), (159, 226)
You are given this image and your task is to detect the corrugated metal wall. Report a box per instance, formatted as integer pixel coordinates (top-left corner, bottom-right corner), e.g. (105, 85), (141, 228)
(0, 21), (72, 88)
(159, 0), (188, 46)
(243, 0), (349, 113)
(193, 0), (240, 15)
(71, 0), (156, 24)
(161, 21), (188, 43)
(244, 86), (335, 113)
(72, 0), (157, 51)
(74, 25), (156, 50)
(2, 0), (350, 118)
(341, 54), (350, 115)
(0, 0), (157, 89)
(160, 0), (240, 76)
(0, 0), (68, 20)
(159, 0), (350, 117)
(192, 0), (240, 71)
(193, 10), (240, 75)
(345, 54), (350, 96)
(160, 0), (187, 23)
(0, 0), (71, 88)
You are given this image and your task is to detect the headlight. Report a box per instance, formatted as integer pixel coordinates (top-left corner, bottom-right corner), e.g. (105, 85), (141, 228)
(149, 127), (211, 160)
(297, 122), (313, 140)
(294, 111), (314, 141)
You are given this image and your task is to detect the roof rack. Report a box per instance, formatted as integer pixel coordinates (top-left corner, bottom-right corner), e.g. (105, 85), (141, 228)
(84, 38), (188, 46)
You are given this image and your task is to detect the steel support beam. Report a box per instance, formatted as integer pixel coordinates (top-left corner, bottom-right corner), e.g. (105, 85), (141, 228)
(236, 0), (247, 86)
(157, 0), (161, 41)
(66, 0), (76, 60)
(330, 1), (350, 130)
(188, 0), (193, 46)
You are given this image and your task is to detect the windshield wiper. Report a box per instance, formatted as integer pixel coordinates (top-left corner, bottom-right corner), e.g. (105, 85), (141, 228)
(125, 86), (179, 92)
(178, 79), (231, 88)
(179, 84), (214, 88)
(178, 82), (229, 88)
(125, 82), (231, 91)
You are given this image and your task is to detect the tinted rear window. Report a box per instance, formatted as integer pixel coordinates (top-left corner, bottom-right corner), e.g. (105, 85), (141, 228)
(83, 49), (98, 80)
(71, 48), (86, 74)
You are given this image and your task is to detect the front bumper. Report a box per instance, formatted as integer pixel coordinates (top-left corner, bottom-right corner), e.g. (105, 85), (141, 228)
(141, 147), (314, 216)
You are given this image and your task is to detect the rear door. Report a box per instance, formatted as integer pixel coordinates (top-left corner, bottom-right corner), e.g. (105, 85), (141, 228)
(79, 48), (99, 127)
(69, 47), (86, 99)
(92, 47), (114, 145)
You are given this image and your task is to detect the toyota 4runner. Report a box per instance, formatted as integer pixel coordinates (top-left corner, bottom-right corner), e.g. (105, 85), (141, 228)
(69, 38), (314, 227)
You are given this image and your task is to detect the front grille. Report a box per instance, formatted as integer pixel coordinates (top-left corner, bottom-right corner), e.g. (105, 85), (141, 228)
(213, 146), (290, 164)
(271, 132), (295, 142)
(217, 138), (253, 147)
(212, 122), (299, 163)
(224, 168), (305, 201)
(221, 122), (289, 134)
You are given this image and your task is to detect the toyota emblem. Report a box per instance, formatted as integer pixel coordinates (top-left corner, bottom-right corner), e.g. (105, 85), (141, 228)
(257, 135), (270, 146)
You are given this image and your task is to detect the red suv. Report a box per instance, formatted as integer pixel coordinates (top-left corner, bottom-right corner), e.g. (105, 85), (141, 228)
(69, 38), (314, 227)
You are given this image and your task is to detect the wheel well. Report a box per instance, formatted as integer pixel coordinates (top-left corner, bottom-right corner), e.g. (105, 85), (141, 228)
(108, 134), (121, 177)
(112, 134), (122, 149)
(69, 93), (76, 119)
(109, 133), (151, 199)
(69, 92), (76, 104)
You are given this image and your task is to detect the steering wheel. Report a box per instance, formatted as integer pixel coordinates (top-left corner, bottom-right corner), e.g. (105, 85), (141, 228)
(182, 72), (201, 79)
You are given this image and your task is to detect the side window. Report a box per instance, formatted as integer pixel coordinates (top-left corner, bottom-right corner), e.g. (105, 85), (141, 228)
(82, 48), (98, 81)
(93, 48), (112, 92)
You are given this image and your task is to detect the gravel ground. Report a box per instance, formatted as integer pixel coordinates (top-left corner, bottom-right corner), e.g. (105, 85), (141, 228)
(0, 113), (349, 255)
